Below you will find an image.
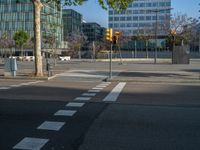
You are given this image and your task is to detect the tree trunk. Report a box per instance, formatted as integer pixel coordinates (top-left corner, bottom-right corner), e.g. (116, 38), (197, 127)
(33, 0), (43, 76)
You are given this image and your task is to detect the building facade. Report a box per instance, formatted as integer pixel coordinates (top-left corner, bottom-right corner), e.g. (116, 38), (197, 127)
(62, 9), (82, 40)
(82, 22), (105, 42)
(0, 0), (63, 54)
(108, 0), (171, 37)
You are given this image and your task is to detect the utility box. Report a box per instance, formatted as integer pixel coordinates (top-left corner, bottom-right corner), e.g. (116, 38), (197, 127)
(4, 57), (17, 77)
(172, 46), (190, 64)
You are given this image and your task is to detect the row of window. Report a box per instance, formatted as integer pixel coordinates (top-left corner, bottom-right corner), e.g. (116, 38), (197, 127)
(0, 12), (33, 21)
(0, 22), (33, 30)
(109, 22), (169, 28)
(0, 4), (33, 13)
(109, 15), (169, 21)
(127, 1), (171, 8)
(109, 9), (170, 15)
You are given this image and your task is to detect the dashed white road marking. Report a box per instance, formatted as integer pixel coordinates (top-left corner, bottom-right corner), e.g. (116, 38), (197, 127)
(74, 97), (91, 101)
(0, 87), (10, 90)
(37, 121), (65, 131)
(88, 89), (100, 93)
(66, 102), (85, 107)
(96, 85), (107, 88)
(10, 85), (22, 87)
(1, 81), (44, 90)
(54, 110), (77, 116)
(13, 137), (49, 150)
(103, 82), (126, 102)
(100, 82), (111, 85)
(92, 87), (103, 90)
(82, 93), (96, 97)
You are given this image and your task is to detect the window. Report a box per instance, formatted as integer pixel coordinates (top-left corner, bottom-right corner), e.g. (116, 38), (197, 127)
(146, 16), (151, 20)
(114, 23), (119, 28)
(139, 16), (144, 21)
(109, 10), (113, 15)
(109, 17), (113, 21)
(126, 23), (132, 27)
(127, 16), (132, 21)
(120, 17), (125, 21)
(133, 16), (138, 21)
(114, 17), (119, 21)
(120, 23), (125, 27)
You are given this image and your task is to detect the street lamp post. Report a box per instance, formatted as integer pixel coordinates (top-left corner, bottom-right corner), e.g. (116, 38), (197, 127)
(155, 10), (158, 64)
(150, 8), (173, 64)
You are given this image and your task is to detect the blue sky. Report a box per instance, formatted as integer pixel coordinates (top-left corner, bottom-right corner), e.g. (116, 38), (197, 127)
(65, 0), (199, 28)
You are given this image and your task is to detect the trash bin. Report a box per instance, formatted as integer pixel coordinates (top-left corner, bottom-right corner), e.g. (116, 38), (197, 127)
(4, 57), (17, 77)
(46, 59), (53, 77)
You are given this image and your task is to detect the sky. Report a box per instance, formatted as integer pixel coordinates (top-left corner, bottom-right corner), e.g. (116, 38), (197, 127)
(65, 0), (199, 28)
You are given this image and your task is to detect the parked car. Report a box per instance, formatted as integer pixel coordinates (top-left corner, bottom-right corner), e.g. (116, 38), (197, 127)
(59, 56), (71, 61)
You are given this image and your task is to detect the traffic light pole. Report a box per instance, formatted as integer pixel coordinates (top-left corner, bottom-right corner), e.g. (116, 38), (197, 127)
(109, 43), (113, 79)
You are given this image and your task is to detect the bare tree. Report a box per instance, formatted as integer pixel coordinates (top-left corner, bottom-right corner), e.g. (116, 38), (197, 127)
(163, 13), (196, 48)
(65, 32), (87, 58)
(0, 34), (15, 58)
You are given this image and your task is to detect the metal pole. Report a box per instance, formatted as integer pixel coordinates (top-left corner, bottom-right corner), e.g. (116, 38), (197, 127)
(109, 43), (113, 79)
(154, 10), (158, 64)
(134, 40), (137, 58)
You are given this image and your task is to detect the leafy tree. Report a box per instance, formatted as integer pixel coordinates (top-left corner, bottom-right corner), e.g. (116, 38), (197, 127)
(17, 0), (134, 76)
(13, 30), (29, 57)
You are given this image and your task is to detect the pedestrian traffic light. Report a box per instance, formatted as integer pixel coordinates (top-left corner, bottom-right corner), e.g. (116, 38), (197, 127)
(106, 28), (113, 42)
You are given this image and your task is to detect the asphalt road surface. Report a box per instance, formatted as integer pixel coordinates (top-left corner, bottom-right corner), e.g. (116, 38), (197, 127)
(1, 72), (200, 150)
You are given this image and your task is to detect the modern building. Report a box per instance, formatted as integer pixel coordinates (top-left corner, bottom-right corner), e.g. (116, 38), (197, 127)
(82, 22), (105, 42)
(62, 9), (82, 40)
(0, 0), (63, 55)
(108, 0), (171, 38)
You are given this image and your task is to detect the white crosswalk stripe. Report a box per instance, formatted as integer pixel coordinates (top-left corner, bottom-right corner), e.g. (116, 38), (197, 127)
(13, 137), (49, 150)
(37, 121), (65, 131)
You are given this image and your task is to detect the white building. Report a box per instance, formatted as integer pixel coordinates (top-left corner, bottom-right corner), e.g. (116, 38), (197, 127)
(108, 0), (171, 38)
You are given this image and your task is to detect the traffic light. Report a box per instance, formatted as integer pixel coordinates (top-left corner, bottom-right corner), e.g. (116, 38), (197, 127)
(112, 31), (121, 44)
(106, 28), (113, 42)
(171, 29), (176, 36)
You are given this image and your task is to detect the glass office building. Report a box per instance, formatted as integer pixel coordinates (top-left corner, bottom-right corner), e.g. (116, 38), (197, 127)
(82, 22), (105, 42)
(62, 9), (82, 40)
(0, 0), (63, 50)
(108, 0), (171, 37)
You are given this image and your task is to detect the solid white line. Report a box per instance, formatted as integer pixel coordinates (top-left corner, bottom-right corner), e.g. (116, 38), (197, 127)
(82, 93), (96, 97)
(66, 102), (85, 107)
(103, 82), (126, 102)
(13, 137), (49, 150)
(37, 121), (65, 131)
(74, 97), (91, 101)
(0, 87), (10, 90)
(88, 89), (100, 93)
(54, 110), (77, 116)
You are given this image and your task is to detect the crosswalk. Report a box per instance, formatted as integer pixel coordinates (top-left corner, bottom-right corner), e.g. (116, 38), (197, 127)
(12, 81), (127, 150)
